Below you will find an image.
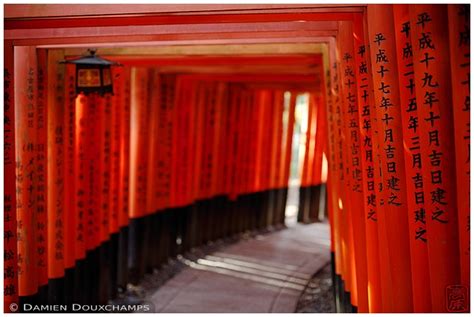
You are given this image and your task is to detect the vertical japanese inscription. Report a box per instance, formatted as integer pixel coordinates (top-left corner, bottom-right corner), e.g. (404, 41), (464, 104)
(368, 5), (414, 311)
(36, 49), (48, 285)
(410, 5), (461, 312)
(15, 46), (39, 296)
(4, 41), (18, 310)
(64, 62), (76, 269)
(393, 4), (432, 312)
(47, 50), (66, 279)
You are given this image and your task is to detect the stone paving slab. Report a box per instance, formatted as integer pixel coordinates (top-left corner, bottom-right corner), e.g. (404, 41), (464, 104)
(147, 222), (330, 313)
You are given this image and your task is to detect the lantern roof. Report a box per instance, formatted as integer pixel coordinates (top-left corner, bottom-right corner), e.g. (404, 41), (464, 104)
(63, 49), (120, 66)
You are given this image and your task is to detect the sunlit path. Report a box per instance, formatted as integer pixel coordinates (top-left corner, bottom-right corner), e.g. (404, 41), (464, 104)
(147, 223), (330, 313)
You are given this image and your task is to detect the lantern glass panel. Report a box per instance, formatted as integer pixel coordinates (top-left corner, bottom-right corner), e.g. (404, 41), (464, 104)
(77, 68), (101, 87)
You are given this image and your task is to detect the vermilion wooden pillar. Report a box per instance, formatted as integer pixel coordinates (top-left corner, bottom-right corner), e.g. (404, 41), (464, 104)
(144, 69), (161, 267)
(107, 67), (123, 298)
(393, 4), (432, 312)
(214, 83), (228, 237)
(312, 93), (326, 189)
(325, 50), (338, 269)
(353, 13), (382, 313)
(281, 93), (297, 200)
(248, 89), (260, 230)
(263, 89), (274, 228)
(128, 67), (150, 283)
(226, 85), (237, 203)
(367, 5), (414, 312)
(207, 82), (220, 237)
(311, 92), (327, 222)
(268, 90), (284, 227)
(183, 80), (200, 243)
(36, 48), (49, 300)
(361, 10), (393, 312)
(117, 67), (132, 230)
(145, 69), (158, 213)
(80, 91), (102, 304)
(211, 83), (225, 196)
(199, 83), (213, 240)
(338, 21), (365, 311)
(409, 4), (461, 312)
(299, 92), (315, 223)
(185, 81), (198, 208)
(47, 49), (66, 303)
(448, 4), (470, 300)
(169, 74), (181, 209)
(15, 45), (39, 304)
(335, 33), (354, 308)
(327, 43), (345, 303)
(116, 66), (131, 289)
(73, 91), (88, 304)
(94, 91), (111, 303)
(254, 90), (268, 193)
(192, 82), (207, 243)
(63, 60), (77, 305)
(4, 40), (18, 313)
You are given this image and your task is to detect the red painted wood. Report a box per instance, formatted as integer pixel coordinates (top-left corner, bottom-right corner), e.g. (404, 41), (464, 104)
(15, 46), (40, 296)
(146, 69), (161, 213)
(409, 4), (461, 312)
(4, 40), (18, 311)
(448, 4), (470, 295)
(5, 4), (363, 19)
(5, 11), (357, 30)
(354, 11), (382, 312)
(270, 91), (284, 192)
(104, 54), (322, 68)
(393, 4), (431, 312)
(33, 36), (334, 48)
(47, 49), (66, 279)
(73, 91), (87, 260)
(118, 67), (132, 225)
(129, 68), (150, 218)
(12, 33), (336, 47)
(35, 48), (49, 286)
(63, 59), (76, 269)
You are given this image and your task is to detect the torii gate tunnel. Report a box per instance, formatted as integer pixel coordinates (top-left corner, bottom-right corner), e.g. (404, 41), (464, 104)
(3, 3), (471, 313)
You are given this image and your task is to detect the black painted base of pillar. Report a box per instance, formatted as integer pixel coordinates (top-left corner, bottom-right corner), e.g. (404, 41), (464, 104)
(308, 185), (321, 222)
(98, 240), (111, 304)
(73, 258), (86, 305)
(37, 283), (49, 305)
(128, 217), (146, 285)
(64, 266), (74, 308)
(108, 232), (119, 301)
(47, 276), (65, 305)
(297, 184), (326, 224)
(19, 292), (39, 312)
(117, 225), (129, 292)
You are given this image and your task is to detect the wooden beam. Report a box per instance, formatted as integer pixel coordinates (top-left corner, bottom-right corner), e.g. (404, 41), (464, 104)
(34, 37), (333, 49)
(5, 6), (363, 29)
(6, 21), (338, 40)
(10, 31), (337, 46)
(62, 43), (328, 56)
(5, 4), (364, 19)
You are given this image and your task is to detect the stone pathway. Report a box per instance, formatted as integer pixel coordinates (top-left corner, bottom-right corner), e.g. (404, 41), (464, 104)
(145, 222), (330, 313)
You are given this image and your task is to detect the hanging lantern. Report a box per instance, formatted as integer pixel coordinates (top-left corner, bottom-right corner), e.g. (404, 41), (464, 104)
(63, 49), (120, 96)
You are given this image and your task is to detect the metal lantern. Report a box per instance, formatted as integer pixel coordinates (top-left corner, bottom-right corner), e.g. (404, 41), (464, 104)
(63, 49), (120, 96)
